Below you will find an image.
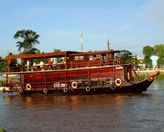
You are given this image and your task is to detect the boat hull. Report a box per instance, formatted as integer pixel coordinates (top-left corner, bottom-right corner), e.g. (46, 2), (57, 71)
(2, 67), (159, 95)
(16, 78), (153, 95)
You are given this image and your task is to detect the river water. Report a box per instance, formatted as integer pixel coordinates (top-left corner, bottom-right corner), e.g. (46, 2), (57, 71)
(0, 80), (164, 132)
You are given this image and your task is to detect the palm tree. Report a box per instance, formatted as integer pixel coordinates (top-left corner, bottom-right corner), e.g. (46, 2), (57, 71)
(14, 29), (40, 54)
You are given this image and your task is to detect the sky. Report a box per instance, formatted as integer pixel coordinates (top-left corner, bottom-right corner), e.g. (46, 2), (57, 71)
(0, 0), (164, 57)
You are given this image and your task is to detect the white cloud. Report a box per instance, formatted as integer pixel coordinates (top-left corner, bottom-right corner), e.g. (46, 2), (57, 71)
(141, 0), (164, 29)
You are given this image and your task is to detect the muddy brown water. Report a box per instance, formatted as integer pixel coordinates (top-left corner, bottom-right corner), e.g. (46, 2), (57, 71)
(0, 80), (164, 132)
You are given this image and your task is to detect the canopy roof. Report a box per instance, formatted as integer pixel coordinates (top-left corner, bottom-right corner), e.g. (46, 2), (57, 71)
(6, 51), (78, 60)
(6, 50), (119, 60)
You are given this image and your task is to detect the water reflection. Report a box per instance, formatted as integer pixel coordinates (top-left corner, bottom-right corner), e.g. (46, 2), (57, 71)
(3, 95), (15, 105)
(2, 93), (152, 109)
(151, 79), (159, 90)
(150, 80), (164, 90)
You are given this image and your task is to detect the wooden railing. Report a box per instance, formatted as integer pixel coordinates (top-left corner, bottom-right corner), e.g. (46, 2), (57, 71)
(5, 59), (124, 73)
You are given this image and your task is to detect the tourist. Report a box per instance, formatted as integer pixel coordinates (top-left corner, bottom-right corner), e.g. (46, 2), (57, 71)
(48, 59), (53, 70)
(27, 60), (30, 71)
(40, 61), (44, 71)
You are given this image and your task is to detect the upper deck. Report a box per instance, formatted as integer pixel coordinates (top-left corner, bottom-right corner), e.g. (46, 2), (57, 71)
(5, 50), (122, 73)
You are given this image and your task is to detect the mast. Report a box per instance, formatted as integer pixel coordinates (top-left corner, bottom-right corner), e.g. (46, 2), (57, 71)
(107, 39), (110, 51)
(80, 32), (83, 52)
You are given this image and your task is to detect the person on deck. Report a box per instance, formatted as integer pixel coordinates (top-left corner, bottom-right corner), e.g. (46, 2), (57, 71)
(26, 60), (30, 71)
(48, 59), (53, 70)
(40, 61), (44, 71)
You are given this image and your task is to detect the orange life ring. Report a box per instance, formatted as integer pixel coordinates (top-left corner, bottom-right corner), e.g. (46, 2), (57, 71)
(115, 78), (122, 86)
(26, 83), (31, 91)
(71, 81), (78, 89)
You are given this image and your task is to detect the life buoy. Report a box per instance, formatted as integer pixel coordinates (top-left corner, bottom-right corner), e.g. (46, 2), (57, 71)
(26, 83), (31, 91)
(86, 86), (91, 92)
(63, 87), (68, 93)
(71, 81), (78, 89)
(115, 78), (122, 86)
(111, 86), (116, 90)
(43, 88), (48, 94)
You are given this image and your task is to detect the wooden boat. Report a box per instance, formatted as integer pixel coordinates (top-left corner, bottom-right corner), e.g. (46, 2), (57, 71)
(2, 49), (159, 95)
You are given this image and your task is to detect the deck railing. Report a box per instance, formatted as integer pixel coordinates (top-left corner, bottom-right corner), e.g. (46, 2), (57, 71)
(5, 58), (124, 73)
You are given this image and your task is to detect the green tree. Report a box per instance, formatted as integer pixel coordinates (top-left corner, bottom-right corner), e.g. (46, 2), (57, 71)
(143, 45), (154, 57)
(157, 57), (164, 67)
(117, 50), (133, 61)
(154, 44), (164, 57)
(154, 44), (164, 67)
(144, 56), (152, 68)
(14, 29), (40, 54)
(143, 45), (154, 68)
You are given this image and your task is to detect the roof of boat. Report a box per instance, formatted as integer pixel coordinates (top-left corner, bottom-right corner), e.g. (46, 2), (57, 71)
(6, 50), (119, 60)
(6, 51), (76, 60)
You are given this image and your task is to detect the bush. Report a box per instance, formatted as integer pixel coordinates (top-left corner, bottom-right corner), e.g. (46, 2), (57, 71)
(0, 80), (5, 86)
(156, 74), (164, 80)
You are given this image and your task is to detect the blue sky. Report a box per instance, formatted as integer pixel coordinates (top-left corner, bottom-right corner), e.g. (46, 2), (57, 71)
(0, 0), (164, 57)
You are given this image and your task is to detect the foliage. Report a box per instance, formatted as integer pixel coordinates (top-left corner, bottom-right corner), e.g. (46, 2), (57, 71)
(143, 45), (154, 68)
(117, 50), (133, 61)
(14, 29), (40, 54)
(133, 55), (141, 69)
(144, 56), (152, 68)
(115, 50), (141, 70)
(25, 48), (41, 54)
(117, 50), (140, 68)
(154, 44), (164, 57)
(0, 56), (6, 72)
(154, 44), (164, 67)
(138, 74), (147, 81)
(8, 52), (18, 66)
(0, 80), (5, 86)
(156, 74), (164, 80)
(157, 57), (164, 67)
(0, 61), (6, 72)
(143, 45), (154, 57)
(53, 49), (61, 52)
(142, 45), (164, 68)
(53, 49), (61, 63)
